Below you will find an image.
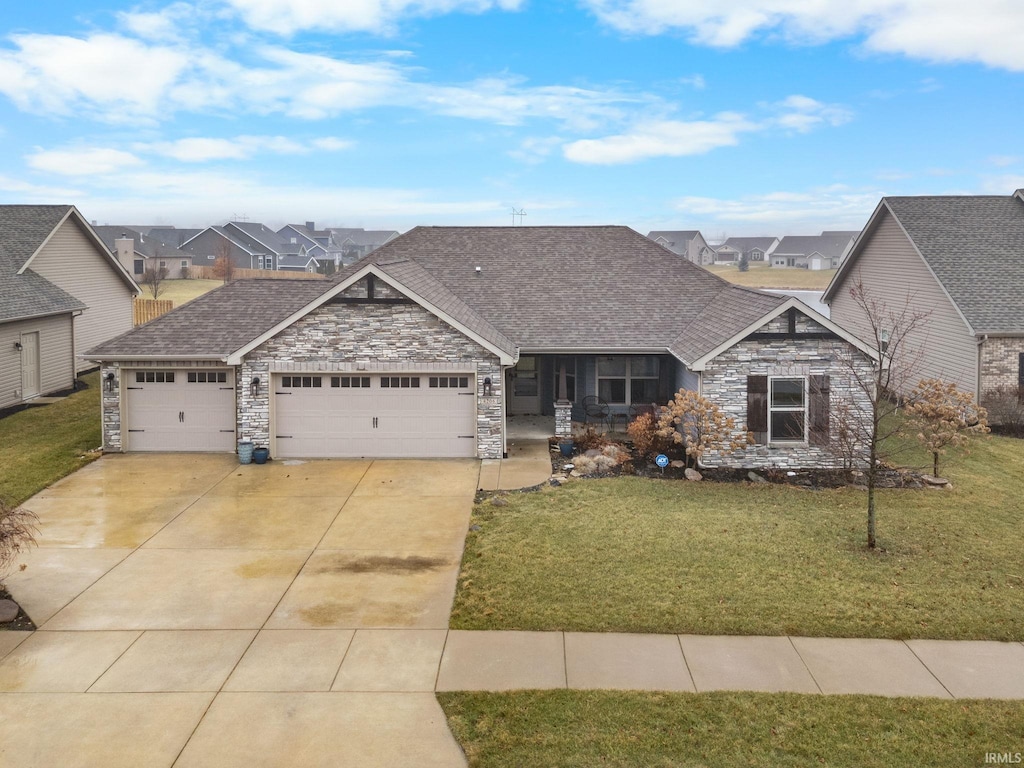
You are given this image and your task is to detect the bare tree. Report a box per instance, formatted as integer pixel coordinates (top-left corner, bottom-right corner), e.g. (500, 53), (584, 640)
(212, 238), (235, 283)
(141, 264), (169, 299)
(0, 500), (38, 588)
(832, 278), (931, 549)
(906, 379), (989, 478)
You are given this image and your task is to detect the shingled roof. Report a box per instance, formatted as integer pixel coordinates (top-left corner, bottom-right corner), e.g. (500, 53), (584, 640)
(88, 226), (792, 364)
(826, 194), (1024, 334)
(0, 205), (86, 323)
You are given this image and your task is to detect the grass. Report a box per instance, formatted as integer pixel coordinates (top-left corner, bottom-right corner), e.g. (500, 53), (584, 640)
(147, 278), (222, 307)
(451, 433), (1024, 640)
(705, 263), (836, 290)
(0, 371), (102, 506)
(439, 690), (1024, 767)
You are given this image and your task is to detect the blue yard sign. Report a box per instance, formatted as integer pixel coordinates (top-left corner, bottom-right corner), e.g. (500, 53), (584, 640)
(655, 454), (669, 468)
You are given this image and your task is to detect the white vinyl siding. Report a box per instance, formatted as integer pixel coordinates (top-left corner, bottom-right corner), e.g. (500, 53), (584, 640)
(28, 218), (135, 372)
(0, 315), (75, 409)
(829, 210), (979, 396)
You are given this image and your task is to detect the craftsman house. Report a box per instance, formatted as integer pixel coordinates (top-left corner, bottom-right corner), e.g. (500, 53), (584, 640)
(87, 226), (876, 468)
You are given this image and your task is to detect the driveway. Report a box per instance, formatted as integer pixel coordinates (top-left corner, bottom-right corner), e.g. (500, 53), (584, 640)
(0, 454), (479, 768)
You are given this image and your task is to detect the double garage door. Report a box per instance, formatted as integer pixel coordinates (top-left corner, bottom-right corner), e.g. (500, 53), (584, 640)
(274, 372), (477, 458)
(124, 369), (236, 452)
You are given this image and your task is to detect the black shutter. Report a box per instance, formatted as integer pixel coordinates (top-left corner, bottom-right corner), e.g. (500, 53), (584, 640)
(747, 375), (768, 444)
(1019, 353), (1024, 389)
(809, 375), (830, 447)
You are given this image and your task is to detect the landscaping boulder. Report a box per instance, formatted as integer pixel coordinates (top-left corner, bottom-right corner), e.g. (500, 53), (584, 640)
(0, 599), (19, 623)
(491, 497), (509, 507)
(747, 471), (767, 483)
(670, 460), (685, 468)
(684, 468), (703, 481)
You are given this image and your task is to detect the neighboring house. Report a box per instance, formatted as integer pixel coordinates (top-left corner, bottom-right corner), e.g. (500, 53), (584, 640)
(87, 226), (876, 469)
(646, 230), (716, 266)
(141, 227), (204, 249)
(181, 222), (285, 271)
(0, 205), (139, 408)
(324, 228), (400, 267)
(277, 252), (321, 273)
(824, 190), (1024, 411)
(93, 226), (193, 279)
(715, 237), (780, 264)
(277, 222), (329, 261)
(771, 232), (858, 270)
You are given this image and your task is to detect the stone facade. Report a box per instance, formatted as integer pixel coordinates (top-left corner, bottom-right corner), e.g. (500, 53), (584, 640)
(554, 402), (572, 438)
(980, 336), (1024, 393)
(239, 295), (504, 459)
(700, 313), (875, 469)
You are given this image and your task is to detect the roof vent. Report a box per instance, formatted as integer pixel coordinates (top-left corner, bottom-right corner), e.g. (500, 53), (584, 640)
(475, 266), (482, 275)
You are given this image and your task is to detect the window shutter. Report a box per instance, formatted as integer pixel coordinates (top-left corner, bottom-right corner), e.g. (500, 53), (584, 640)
(809, 375), (830, 447)
(1018, 353), (1024, 389)
(747, 375), (768, 444)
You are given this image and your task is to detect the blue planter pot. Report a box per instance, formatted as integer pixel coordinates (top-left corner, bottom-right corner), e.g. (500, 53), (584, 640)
(558, 441), (574, 457)
(252, 447), (270, 465)
(237, 441), (254, 465)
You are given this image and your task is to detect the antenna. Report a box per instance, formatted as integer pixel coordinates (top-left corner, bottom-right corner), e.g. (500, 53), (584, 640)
(511, 208), (527, 226)
(232, 213), (250, 223)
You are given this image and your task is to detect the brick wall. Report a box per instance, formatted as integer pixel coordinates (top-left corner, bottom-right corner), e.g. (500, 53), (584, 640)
(980, 336), (1024, 392)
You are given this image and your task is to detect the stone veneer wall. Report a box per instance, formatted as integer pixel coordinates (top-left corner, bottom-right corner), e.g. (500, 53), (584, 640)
(238, 299), (504, 458)
(980, 337), (1024, 393)
(700, 313), (875, 469)
(101, 360), (236, 452)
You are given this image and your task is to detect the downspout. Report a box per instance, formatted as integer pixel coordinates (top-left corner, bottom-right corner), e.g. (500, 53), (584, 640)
(71, 309), (82, 383)
(976, 334), (988, 401)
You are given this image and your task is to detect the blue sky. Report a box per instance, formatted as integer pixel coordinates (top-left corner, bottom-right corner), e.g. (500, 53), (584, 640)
(1, 0), (1022, 236)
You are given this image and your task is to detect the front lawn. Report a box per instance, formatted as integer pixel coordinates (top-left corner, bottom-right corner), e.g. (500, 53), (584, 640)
(451, 434), (1024, 640)
(0, 371), (102, 506)
(705, 263), (836, 290)
(147, 278), (221, 307)
(439, 690), (1024, 768)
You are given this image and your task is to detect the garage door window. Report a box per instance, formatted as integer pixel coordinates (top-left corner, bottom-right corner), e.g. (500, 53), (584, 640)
(136, 371), (176, 383)
(381, 377), (420, 388)
(332, 376), (371, 388)
(429, 376), (470, 389)
(281, 376), (322, 388)
(187, 372), (227, 383)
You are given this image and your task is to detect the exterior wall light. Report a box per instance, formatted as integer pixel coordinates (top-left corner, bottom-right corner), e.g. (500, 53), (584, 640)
(104, 372), (116, 393)
(483, 377), (492, 397)
(250, 376), (261, 398)
(14, 341), (22, 351)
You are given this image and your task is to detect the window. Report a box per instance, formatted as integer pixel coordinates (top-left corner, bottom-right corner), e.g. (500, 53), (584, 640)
(769, 377), (806, 443)
(133, 259), (144, 275)
(880, 329), (890, 354)
(332, 376), (370, 388)
(135, 371), (175, 383)
(258, 256), (265, 270)
(281, 376), (322, 388)
(181, 260), (188, 269)
(381, 376), (420, 388)
(187, 371), (227, 383)
(429, 376), (470, 389)
(597, 356), (660, 405)
(552, 356), (576, 402)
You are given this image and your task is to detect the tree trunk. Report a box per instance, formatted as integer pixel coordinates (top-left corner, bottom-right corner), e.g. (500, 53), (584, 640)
(867, 420), (878, 549)
(933, 451), (939, 478)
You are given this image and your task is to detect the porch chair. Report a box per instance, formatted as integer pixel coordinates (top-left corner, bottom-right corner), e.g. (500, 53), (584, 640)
(582, 395), (611, 431)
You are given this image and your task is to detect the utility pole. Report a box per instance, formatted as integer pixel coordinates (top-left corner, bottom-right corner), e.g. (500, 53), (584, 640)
(511, 208), (526, 226)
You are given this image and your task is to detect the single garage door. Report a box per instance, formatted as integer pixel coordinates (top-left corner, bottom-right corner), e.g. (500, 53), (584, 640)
(274, 373), (477, 458)
(124, 369), (236, 452)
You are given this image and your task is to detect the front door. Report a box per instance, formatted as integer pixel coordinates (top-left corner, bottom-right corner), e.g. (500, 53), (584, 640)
(20, 332), (40, 399)
(508, 356), (541, 414)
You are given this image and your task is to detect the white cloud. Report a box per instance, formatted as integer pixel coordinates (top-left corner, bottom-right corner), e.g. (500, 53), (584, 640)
(563, 114), (756, 164)
(0, 33), (189, 120)
(583, 0), (1024, 71)
(143, 135), (331, 162)
(772, 94), (853, 133)
(222, 0), (524, 35)
(508, 136), (564, 164)
(988, 155), (1020, 168)
(680, 74), (706, 89)
(27, 147), (144, 176)
(674, 186), (883, 231)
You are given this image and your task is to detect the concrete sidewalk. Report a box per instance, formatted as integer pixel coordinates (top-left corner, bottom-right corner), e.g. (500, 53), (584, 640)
(435, 630), (1024, 699)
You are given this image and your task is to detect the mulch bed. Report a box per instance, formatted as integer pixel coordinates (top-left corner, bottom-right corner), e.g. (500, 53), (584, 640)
(0, 587), (36, 631)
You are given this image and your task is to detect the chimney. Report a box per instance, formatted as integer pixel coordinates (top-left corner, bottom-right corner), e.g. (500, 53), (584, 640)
(305, 221), (315, 231)
(114, 236), (135, 273)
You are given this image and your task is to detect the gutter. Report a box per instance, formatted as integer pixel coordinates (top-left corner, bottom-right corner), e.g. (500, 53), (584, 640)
(83, 354), (230, 363)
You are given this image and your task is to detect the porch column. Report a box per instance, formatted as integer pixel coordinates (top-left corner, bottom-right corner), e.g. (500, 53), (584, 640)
(555, 401), (572, 438)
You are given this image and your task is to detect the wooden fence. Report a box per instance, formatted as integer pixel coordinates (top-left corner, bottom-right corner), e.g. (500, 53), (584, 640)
(133, 298), (174, 326)
(189, 266), (327, 281)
